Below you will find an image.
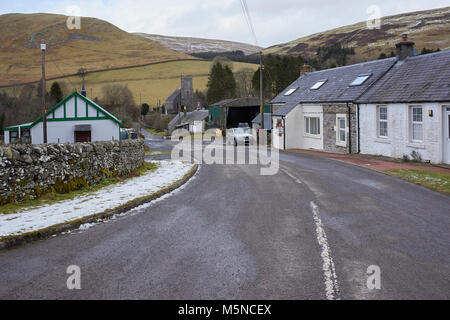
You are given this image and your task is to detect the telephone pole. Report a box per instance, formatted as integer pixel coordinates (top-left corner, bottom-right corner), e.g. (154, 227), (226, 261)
(259, 51), (264, 131)
(41, 42), (47, 144)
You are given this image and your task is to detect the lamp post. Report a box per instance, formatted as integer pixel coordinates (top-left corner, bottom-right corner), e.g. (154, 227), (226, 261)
(41, 42), (47, 144)
(259, 51), (264, 132)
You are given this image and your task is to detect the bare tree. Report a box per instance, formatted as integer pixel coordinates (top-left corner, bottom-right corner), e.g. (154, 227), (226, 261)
(235, 68), (255, 98)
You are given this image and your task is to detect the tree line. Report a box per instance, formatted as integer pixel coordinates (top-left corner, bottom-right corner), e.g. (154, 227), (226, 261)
(0, 81), (141, 132)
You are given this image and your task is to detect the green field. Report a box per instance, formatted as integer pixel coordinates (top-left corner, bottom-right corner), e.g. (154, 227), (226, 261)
(45, 60), (259, 106)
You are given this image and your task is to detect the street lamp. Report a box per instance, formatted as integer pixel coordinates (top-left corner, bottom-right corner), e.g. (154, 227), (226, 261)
(41, 42), (47, 143)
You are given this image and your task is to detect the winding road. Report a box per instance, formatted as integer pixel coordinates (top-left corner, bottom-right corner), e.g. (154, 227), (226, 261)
(0, 136), (449, 299)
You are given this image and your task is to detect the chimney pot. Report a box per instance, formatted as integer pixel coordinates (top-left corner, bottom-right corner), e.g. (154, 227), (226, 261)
(300, 63), (312, 75)
(396, 34), (415, 61)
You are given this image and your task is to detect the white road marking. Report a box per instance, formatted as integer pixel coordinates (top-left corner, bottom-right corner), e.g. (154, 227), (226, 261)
(310, 201), (340, 300)
(280, 167), (303, 184)
(279, 165), (340, 300)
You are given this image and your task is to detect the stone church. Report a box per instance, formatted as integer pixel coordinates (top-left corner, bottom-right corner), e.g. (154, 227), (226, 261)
(164, 75), (195, 114)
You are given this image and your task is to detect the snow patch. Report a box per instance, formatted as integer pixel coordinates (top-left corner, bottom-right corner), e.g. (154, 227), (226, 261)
(0, 161), (194, 237)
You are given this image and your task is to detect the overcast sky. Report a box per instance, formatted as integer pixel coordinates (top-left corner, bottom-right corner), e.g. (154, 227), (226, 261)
(0, 0), (448, 47)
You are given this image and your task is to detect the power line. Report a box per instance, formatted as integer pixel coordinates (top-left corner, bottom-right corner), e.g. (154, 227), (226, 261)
(239, 0), (258, 46)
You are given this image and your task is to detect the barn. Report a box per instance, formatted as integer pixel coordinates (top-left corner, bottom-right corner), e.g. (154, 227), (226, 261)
(3, 91), (121, 145)
(208, 98), (270, 130)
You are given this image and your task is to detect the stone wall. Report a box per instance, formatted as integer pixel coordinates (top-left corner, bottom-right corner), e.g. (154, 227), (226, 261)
(323, 103), (358, 154)
(0, 140), (145, 205)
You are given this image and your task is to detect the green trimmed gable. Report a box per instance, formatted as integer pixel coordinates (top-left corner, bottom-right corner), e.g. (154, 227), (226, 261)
(4, 92), (121, 131)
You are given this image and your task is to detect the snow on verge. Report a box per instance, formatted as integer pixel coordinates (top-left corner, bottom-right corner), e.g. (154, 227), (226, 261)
(0, 161), (194, 237)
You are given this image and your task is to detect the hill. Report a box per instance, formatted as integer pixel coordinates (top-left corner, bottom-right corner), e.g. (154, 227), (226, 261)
(1, 60), (259, 107)
(135, 33), (262, 55)
(263, 6), (450, 61)
(0, 13), (194, 86)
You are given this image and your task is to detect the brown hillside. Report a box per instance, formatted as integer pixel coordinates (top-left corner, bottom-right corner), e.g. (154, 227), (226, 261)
(0, 13), (194, 86)
(263, 7), (450, 60)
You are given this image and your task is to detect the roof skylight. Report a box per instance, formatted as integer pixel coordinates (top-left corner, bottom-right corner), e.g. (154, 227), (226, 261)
(310, 80), (327, 90)
(350, 74), (371, 86)
(284, 88), (297, 96)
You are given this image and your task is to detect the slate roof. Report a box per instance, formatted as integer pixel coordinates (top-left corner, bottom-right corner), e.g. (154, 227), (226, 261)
(357, 50), (450, 104)
(210, 98), (260, 108)
(184, 110), (209, 123)
(168, 110), (208, 132)
(166, 88), (181, 102)
(271, 58), (397, 116)
(251, 113), (273, 130)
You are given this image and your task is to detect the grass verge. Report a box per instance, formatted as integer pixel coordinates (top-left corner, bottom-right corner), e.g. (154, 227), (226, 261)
(0, 162), (159, 215)
(146, 128), (167, 136)
(388, 169), (450, 194)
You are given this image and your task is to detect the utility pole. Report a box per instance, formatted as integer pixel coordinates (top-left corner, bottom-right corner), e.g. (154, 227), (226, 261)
(259, 51), (264, 132)
(41, 42), (47, 144)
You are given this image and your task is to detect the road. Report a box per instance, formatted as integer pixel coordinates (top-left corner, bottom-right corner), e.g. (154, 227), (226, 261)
(0, 138), (449, 299)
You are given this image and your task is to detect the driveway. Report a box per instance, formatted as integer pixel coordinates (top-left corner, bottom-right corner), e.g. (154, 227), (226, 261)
(0, 141), (449, 299)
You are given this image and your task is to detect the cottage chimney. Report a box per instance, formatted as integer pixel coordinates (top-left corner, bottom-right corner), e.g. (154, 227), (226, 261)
(300, 62), (312, 75)
(81, 84), (87, 97)
(396, 34), (415, 61)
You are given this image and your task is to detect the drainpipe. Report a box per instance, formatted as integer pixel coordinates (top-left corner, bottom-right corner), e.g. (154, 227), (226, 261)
(283, 116), (286, 151)
(357, 104), (361, 154)
(347, 102), (352, 154)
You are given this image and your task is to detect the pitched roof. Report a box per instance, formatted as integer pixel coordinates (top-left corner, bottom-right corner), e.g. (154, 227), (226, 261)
(357, 50), (450, 104)
(166, 88), (181, 102)
(4, 92), (121, 131)
(251, 113), (272, 129)
(271, 58), (397, 116)
(184, 110), (209, 122)
(210, 98), (260, 108)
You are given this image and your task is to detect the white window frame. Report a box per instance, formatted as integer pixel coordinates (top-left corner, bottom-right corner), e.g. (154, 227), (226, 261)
(304, 116), (321, 136)
(284, 88), (297, 96)
(410, 105), (423, 142)
(350, 74), (371, 86)
(377, 105), (388, 138)
(336, 114), (347, 147)
(310, 80), (327, 90)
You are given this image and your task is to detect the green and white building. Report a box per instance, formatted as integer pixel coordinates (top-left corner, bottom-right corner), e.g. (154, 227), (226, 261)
(4, 92), (122, 145)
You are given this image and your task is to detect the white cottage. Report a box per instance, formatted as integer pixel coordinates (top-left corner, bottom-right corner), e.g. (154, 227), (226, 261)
(270, 58), (396, 153)
(4, 92), (121, 145)
(357, 49), (450, 164)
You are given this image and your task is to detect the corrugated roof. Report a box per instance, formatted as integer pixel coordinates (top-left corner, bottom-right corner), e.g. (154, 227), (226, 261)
(271, 58), (397, 116)
(357, 50), (450, 103)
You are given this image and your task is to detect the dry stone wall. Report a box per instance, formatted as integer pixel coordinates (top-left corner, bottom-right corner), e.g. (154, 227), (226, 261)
(0, 140), (145, 205)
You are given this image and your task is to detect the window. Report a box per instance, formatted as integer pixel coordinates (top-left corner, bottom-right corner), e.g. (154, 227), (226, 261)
(284, 88), (297, 96)
(305, 117), (320, 135)
(310, 80), (327, 90)
(378, 106), (388, 137)
(337, 116), (346, 143)
(410, 106), (423, 142)
(9, 130), (19, 143)
(350, 74), (371, 86)
(20, 129), (31, 144)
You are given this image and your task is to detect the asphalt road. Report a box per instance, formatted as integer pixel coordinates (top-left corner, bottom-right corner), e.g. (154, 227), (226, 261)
(0, 139), (449, 299)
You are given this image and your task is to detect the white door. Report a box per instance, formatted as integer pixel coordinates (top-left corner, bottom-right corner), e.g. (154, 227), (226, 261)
(444, 107), (450, 164)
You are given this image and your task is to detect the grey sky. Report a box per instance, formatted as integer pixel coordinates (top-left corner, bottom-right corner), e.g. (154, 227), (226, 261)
(1, 0), (449, 47)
